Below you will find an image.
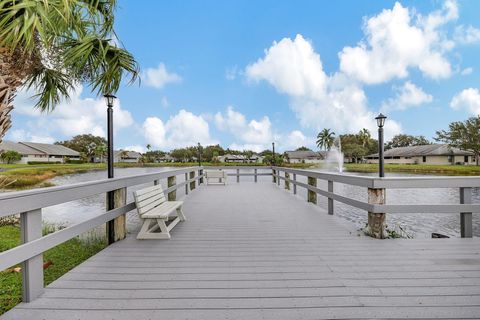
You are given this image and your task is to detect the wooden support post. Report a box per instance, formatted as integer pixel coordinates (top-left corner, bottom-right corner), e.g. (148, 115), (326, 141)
(285, 172), (290, 190)
(460, 187), (473, 238)
(199, 169), (204, 184)
(167, 176), (176, 201)
(189, 171), (196, 190)
(293, 173), (297, 195)
(21, 209), (43, 302)
(277, 170), (280, 186)
(254, 169), (258, 183)
(237, 169), (240, 183)
(307, 176), (317, 204)
(185, 173), (189, 195)
(272, 169), (276, 183)
(328, 180), (334, 215)
(367, 188), (386, 239)
(106, 188), (127, 243)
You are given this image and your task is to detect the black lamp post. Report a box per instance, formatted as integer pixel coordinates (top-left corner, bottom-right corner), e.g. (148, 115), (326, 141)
(197, 142), (201, 167)
(272, 142), (275, 166)
(375, 113), (387, 178)
(104, 93), (116, 244)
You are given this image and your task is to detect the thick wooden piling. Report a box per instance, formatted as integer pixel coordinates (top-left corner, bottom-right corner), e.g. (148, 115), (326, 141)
(307, 176), (317, 204)
(367, 188), (386, 239)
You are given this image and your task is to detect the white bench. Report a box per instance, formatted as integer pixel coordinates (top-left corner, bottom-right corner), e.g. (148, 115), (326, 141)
(133, 184), (186, 239)
(205, 170), (227, 185)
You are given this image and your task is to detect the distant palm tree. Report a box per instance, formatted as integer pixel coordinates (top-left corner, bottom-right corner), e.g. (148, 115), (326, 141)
(316, 129), (335, 151)
(146, 144), (152, 151)
(94, 144), (108, 163)
(358, 128), (371, 147)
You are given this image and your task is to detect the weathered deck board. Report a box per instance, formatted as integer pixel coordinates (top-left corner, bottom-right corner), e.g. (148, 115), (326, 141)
(3, 182), (480, 319)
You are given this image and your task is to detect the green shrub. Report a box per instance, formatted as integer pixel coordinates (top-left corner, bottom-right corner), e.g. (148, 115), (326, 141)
(27, 161), (62, 165)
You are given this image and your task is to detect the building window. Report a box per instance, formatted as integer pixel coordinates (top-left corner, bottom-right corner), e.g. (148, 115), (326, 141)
(422, 156), (426, 163)
(465, 156), (469, 163)
(448, 155), (453, 163)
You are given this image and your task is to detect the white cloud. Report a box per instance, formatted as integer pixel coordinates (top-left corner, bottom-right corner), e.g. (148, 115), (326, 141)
(245, 34), (402, 141)
(143, 109), (217, 149)
(142, 63), (182, 89)
(381, 81), (433, 111)
(161, 97), (169, 108)
(215, 106), (313, 152)
(461, 67), (473, 75)
(123, 145), (146, 153)
(246, 35), (326, 100)
(9, 85), (134, 141)
(450, 88), (480, 114)
(9, 129), (55, 144)
(454, 25), (480, 44)
(225, 65), (239, 80)
(339, 1), (458, 84)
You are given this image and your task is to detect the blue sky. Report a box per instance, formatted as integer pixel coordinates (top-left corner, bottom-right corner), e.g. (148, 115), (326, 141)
(8, 0), (480, 152)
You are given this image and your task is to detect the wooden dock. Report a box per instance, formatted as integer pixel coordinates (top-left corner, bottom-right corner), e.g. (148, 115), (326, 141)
(3, 181), (480, 319)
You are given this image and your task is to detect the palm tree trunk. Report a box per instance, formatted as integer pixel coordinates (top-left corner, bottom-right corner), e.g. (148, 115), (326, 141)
(0, 46), (37, 143)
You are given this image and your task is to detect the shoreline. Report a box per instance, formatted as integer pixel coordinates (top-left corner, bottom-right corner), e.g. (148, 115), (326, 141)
(1, 162), (479, 191)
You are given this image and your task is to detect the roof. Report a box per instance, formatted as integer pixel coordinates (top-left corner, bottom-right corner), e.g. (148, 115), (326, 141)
(20, 142), (80, 156)
(285, 150), (325, 160)
(0, 140), (44, 155)
(115, 150), (142, 159)
(366, 144), (475, 158)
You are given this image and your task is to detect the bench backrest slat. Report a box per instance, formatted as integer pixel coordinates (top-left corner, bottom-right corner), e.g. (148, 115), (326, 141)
(133, 185), (166, 215)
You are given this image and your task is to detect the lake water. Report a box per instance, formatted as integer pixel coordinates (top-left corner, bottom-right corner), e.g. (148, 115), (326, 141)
(36, 167), (480, 238)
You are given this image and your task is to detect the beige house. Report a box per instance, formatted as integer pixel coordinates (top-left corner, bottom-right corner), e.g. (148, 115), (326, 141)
(114, 150), (142, 163)
(285, 151), (326, 164)
(0, 140), (80, 164)
(365, 144), (476, 165)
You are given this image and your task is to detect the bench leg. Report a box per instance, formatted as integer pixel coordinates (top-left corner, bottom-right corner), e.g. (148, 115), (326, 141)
(176, 207), (186, 221)
(137, 218), (171, 240)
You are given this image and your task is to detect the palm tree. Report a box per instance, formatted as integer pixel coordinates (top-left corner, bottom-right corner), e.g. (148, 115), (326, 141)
(358, 128), (371, 148)
(0, 0), (139, 142)
(94, 144), (108, 163)
(316, 129), (335, 151)
(146, 144), (152, 151)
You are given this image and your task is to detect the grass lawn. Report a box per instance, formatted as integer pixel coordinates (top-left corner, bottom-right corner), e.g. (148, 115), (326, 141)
(344, 163), (480, 175)
(0, 225), (107, 315)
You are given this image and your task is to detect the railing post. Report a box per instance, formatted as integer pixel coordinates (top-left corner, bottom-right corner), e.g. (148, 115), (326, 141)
(284, 172), (290, 190)
(185, 172), (189, 195)
(199, 169), (204, 184)
(237, 169), (240, 183)
(21, 209), (43, 302)
(272, 168), (276, 183)
(307, 176), (317, 204)
(460, 187), (473, 238)
(189, 171), (196, 190)
(277, 170), (280, 186)
(328, 180), (334, 215)
(367, 188), (386, 239)
(293, 173), (297, 195)
(107, 187), (127, 243)
(254, 169), (258, 183)
(167, 176), (176, 201)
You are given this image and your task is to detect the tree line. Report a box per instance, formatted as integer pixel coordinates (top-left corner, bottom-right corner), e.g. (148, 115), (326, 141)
(316, 115), (480, 164)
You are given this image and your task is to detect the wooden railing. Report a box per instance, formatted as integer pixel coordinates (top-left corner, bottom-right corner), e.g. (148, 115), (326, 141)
(0, 167), (203, 302)
(272, 166), (480, 239)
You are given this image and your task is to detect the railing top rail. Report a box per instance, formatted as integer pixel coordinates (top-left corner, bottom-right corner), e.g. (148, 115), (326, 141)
(205, 166), (271, 170)
(273, 166), (480, 189)
(0, 166), (201, 217)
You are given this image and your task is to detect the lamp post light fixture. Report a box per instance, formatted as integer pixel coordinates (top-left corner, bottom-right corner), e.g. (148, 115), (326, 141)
(104, 93), (116, 244)
(197, 142), (202, 167)
(375, 113), (387, 178)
